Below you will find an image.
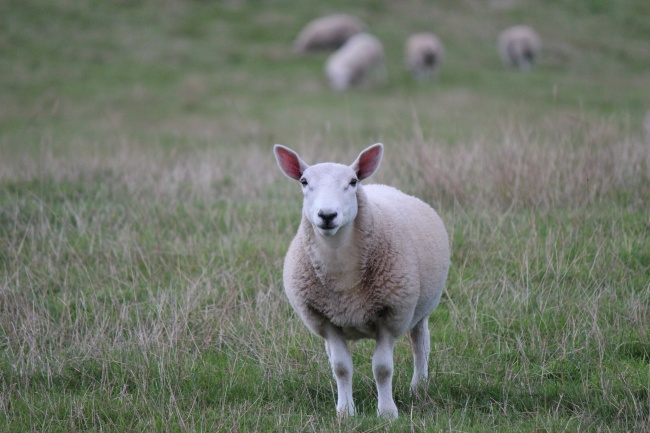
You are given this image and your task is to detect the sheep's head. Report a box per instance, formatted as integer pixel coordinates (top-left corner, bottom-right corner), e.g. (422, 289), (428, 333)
(274, 143), (383, 236)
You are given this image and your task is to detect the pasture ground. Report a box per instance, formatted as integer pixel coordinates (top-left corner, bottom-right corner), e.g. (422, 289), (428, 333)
(1, 1), (649, 431)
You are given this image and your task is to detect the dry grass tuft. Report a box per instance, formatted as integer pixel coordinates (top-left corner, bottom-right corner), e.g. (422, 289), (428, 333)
(407, 117), (649, 211)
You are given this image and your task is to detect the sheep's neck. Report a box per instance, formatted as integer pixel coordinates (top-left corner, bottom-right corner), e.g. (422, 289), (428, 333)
(305, 187), (373, 293)
(309, 223), (363, 292)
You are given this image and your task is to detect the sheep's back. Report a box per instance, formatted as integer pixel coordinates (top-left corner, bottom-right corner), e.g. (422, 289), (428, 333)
(293, 14), (364, 53)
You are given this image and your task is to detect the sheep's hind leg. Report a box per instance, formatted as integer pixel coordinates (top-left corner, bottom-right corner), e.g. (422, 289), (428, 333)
(373, 329), (398, 418)
(324, 328), (355, 416)
(409, 316), (430, 391)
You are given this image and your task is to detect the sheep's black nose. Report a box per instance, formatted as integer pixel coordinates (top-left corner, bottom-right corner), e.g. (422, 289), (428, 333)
(318, 210), (337, 223)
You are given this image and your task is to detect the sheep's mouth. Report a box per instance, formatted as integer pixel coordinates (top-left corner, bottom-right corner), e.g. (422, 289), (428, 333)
(317, 223), (339, 235)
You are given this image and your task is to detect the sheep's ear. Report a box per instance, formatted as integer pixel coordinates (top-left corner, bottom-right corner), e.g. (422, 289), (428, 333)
(274, 144), (309, 181)
(351, 143), (383, 180)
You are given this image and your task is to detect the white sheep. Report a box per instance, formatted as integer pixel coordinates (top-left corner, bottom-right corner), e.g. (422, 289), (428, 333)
(273, 143), (450, 418)
(498, 25), (541, 70)
(405, 32), (445, 80)
(293, 14), (365, 54)
(325, 33), (386, 91)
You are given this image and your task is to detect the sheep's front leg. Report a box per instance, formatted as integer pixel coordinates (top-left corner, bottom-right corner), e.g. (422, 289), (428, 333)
(324, 329), (355, 416)
(373, 330), (398, 418)
(409, 316), (430, 391)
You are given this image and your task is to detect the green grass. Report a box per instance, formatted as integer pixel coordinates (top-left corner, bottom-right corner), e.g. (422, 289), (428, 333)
(1, 0), (649, 431)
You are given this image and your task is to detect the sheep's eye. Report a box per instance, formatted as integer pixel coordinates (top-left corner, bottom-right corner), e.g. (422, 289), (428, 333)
(349, 178), (358, 187)
(300, 178), (308, 187)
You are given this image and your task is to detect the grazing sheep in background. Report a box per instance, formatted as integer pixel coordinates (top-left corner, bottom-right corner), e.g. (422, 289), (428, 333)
(325, 33), (386, 91)
(293, 14), (365, 54)
(405, 32), (445, 80)
(273, 143), (450, 418)
(498, 25), (541, 70)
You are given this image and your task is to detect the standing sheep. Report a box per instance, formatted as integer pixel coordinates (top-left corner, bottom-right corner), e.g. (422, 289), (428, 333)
(405, 32), (445, 80)
(293, 14), (365, 54)
(325, 33), (386, 91)
(273, 143), (450, 418)
(498, 25), (541, 70)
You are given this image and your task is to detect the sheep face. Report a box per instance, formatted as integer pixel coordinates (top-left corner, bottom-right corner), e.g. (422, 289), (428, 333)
(299, 163), (359, 236)
(274, 144), (384, 236)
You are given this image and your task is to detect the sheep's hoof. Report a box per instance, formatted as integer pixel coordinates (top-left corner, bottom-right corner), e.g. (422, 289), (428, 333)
(336, 404), (355, 417)
(377, 404), (398, 419)
(410, 377), (428, 394)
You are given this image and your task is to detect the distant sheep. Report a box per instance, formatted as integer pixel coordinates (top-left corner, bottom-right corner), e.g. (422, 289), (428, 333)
(273, 143), (450, 418)
(498, 25), (541, 70)
(293, 14), (365, 54)
(405, 32), (445, 80)
(325, 33), (386, 91)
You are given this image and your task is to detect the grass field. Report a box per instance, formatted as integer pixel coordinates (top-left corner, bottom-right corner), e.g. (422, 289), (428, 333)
(1, 0), (649, 431)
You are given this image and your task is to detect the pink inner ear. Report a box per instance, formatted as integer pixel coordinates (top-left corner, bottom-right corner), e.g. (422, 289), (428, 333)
(276, 148), (303, 180)
(357, 145), (383, 180)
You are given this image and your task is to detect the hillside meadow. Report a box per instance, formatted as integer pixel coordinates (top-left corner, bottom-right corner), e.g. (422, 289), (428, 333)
(1, 0), (649, 432)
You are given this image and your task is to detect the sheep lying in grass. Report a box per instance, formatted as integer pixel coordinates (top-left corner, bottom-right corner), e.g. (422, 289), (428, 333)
(273, 143), (450, 418)
(498, 25), (541, 70)
(405, 32), (445, 80)
(293, 14), (365, 54)
(325, 33), (386, 91)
